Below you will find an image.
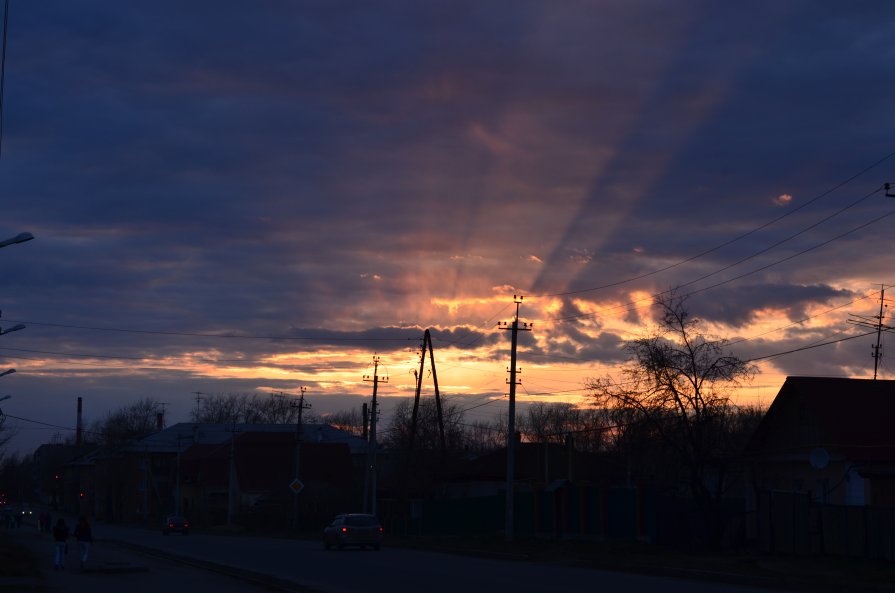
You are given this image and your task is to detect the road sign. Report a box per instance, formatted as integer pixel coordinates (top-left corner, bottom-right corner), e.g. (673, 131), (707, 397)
(288, 478), (304, 494)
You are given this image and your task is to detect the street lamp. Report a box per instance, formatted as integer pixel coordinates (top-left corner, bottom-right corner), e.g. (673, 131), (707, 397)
(0, 369), (14, 378)
(0, 232), (34, 248)
(0, 324), (24, 336)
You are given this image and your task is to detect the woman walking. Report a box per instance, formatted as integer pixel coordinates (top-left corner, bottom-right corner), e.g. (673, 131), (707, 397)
(73, 516), (93, 569)
(52, 518), (69, 570)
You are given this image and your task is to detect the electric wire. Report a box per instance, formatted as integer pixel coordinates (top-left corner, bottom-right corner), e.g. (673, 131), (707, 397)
(552, 204), (895, 323)
(535, 152), (895, 298)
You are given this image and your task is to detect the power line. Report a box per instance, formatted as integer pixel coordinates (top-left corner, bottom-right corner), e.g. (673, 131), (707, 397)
(551, 204), (895, 323)
(535, 151), (895, 298)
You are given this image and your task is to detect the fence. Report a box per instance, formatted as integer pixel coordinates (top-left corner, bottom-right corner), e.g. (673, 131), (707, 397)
(757, 491), (895, 560)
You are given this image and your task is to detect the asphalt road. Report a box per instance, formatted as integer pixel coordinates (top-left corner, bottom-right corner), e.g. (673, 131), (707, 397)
(88, 522), (781, 593)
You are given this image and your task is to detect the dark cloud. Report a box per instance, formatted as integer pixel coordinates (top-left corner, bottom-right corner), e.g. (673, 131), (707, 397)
(683, 283), (856, 327)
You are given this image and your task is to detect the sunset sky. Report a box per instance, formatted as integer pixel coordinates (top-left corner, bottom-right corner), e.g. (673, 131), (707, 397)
(2, 1), (895, 455)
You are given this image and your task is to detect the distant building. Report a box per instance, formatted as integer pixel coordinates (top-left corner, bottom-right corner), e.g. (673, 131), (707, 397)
(65, 422), (367, 528)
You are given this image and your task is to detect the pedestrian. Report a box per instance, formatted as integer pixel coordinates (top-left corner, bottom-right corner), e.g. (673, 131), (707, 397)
(52, 518), (69, 570)
(73, 516), (93, 569)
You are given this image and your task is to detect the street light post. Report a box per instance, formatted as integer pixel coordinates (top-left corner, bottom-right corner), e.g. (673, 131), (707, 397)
(0, 324), (24, 336)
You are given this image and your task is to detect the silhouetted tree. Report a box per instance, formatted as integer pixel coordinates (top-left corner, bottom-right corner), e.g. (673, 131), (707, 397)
(463, 416), (506, 454)
(385, 396), (467, 455)
(586, 294), (755, 546)
(89, 397), (162, 446)
(518, 402), (606, 453)
(191, 392), (319, 425)
(321, 407), (365, 437)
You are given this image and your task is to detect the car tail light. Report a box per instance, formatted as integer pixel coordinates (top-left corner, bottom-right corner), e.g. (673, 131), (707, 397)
(184, 523), (189, 528)
(379, 527), (384, 533)
(341, 527), (348, 533)
(168, 523), (174, 528)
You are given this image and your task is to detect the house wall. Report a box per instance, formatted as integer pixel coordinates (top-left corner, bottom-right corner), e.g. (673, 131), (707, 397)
(752, 460), (866, 506)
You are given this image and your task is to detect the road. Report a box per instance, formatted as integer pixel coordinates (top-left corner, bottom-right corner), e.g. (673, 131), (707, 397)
(88, 522), (781, 593)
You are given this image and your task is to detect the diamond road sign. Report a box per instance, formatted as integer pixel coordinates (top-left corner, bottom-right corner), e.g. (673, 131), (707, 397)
(289, 479), (304, 494)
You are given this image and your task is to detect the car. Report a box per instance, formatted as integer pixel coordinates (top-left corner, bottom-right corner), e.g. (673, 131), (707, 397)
(323, 513), (382, 551)
(162, 514), (189, 535)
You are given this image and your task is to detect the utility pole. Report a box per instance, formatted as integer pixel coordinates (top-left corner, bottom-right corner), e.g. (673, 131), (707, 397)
(192, 391), (205, 421)
(873, 287), (886, 380)
(848, 285), (894, 380)
(174, 433), (189, 516)
(498, 295), (532, 541)
(409, 329), (446, 461)
(291, 386), (310, 530)
(226, 422), (239, 526)
(363, 355), (387, 516)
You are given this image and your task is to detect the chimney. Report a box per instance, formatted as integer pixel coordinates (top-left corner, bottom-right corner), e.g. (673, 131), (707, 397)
(156, 412), (164, 431)
(76, 397), (83, 445)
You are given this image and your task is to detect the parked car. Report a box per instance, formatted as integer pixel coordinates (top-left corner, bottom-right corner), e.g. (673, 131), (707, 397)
(162, 515), (189, 535)
(323, 513), (382, 550)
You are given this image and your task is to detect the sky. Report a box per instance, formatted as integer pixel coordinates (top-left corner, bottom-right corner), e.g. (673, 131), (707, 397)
(1, 0), (895, 456)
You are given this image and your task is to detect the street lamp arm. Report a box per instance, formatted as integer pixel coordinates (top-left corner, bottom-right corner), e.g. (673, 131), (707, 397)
(0, 232), (34, 248)
(0, 324), (25, 335)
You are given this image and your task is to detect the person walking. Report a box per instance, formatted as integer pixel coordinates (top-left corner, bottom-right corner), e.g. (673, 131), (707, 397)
(52, 518), (69, 570)
(73, 516), (93, 569)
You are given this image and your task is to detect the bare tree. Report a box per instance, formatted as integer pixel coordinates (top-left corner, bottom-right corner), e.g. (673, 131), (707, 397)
(191, 392), (319, 425)
(385, 396), (467, 454)
(586, 294), (755, 545)
(90, 397), (163, 446)
(463, 416), (506, 454)
(518, 402), (606, 453)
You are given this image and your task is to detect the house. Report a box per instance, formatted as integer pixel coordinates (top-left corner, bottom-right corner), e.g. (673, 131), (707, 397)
(746, 376), (895, 506)
(77, 422), (367, 527)
(178, 429), (362, 528)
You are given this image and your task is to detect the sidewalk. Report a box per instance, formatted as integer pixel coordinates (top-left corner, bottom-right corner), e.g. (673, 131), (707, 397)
(3, 528), (294, 593)
(4, 528), (148, 591)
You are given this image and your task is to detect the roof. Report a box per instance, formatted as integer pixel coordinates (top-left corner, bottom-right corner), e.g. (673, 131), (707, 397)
(747, 376), (895, 462)
(123, 422), (367, 455)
